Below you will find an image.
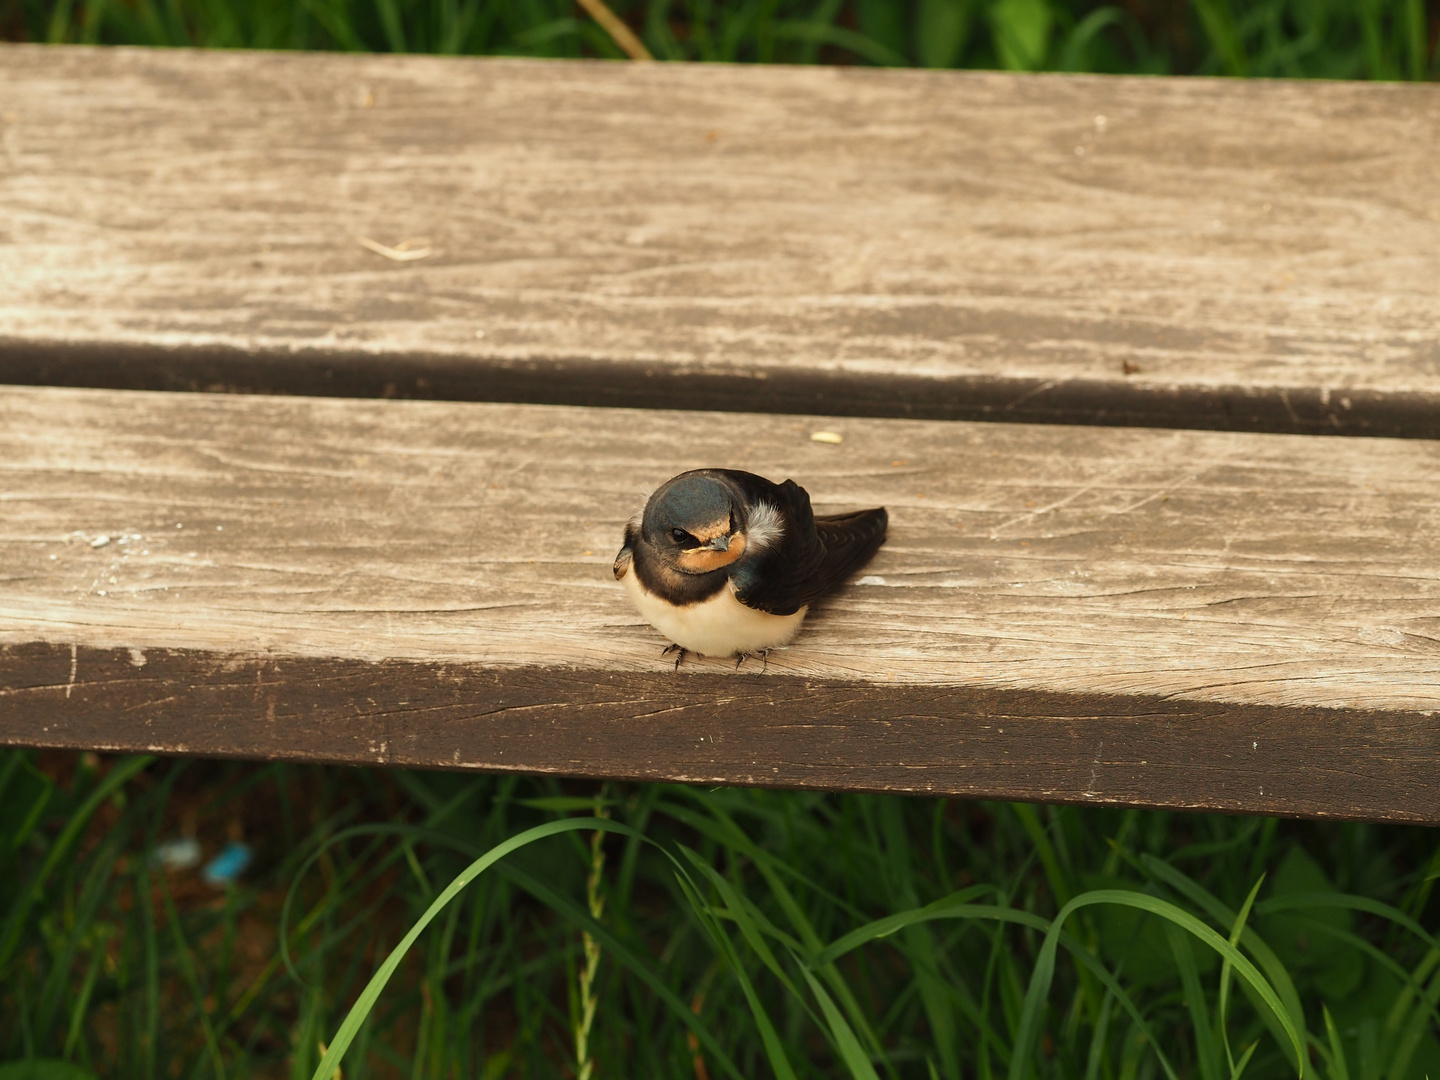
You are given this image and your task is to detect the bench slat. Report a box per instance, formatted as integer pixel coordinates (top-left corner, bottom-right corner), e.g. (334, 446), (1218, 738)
(2, 46), (1439, 436)
(2, 385), (1436, 821)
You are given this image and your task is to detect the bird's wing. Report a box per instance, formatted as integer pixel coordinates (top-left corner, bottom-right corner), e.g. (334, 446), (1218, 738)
(727, 477), (818, 615)
(731, 476), (885, 616)
(798, 507), (889, 607)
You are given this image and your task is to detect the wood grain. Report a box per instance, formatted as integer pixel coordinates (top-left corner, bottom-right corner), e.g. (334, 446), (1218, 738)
(3, 47), (1439, 436)
(1, 385), (1437, 820)
(5, 644), (1436, 822)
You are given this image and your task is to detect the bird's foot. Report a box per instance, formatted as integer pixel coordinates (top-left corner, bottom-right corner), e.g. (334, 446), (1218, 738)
(734, 650), (770, 673)
(661, 643), (687, 670)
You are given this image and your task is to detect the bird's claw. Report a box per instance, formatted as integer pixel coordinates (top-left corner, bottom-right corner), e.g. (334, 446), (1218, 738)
(661, 643), (686, 670)
(734, 650), (769, 673)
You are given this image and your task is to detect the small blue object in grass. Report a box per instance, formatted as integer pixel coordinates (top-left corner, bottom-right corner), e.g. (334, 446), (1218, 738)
(151, 836), (202, 871)
(202, 841), (253, 887)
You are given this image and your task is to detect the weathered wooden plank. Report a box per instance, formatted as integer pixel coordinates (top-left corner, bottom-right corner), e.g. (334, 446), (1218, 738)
(7, 644), (1435, 823)
(2, 46), (1439, 436)
(1, 385), (1437, 820)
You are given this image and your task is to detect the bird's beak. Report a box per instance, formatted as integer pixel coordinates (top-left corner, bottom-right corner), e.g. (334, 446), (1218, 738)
(705, 535), (731, 552)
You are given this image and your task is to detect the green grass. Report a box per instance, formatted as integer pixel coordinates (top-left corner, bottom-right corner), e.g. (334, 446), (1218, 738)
(2, 751), (1437, 1079)
(0, 0), (1436, 78)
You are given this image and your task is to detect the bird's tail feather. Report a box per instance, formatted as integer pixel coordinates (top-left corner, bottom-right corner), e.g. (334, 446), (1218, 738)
(812, 507), (888, 595)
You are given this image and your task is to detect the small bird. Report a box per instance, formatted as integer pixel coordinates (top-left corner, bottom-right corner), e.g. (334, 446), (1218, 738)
(613, 469), (887, 667)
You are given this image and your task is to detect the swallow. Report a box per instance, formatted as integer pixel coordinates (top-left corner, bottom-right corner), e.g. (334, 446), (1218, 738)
(613, 469), (887, 666)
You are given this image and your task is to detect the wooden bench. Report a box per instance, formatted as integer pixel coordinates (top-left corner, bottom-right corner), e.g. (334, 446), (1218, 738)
(2, 44), (1437, 824)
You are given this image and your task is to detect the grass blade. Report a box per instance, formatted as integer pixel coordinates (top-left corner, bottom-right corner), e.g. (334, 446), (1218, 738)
(0, 756), (153, 972)
(1322, 1005), (1351, 1080)
(672, 869), (800, 1080)
(1165, 921), (1221, 1080)
(311, 817), (615, 1080)
(798, 964), (882, 1080)
(1007, 890), (1305, 1080)
(1217, 875), (1265, 1074)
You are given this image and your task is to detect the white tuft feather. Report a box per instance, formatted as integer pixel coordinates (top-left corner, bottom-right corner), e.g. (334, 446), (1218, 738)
(746, 501), (784, 552)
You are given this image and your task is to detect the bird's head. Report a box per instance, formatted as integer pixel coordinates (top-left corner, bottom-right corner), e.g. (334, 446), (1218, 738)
(642, 471), (750, 575)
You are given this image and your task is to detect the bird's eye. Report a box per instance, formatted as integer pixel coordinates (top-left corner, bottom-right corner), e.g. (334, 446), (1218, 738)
(671, 528), (697, 547)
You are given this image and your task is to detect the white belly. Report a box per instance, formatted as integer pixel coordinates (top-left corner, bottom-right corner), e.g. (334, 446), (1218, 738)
(620, 572), (808, 657)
